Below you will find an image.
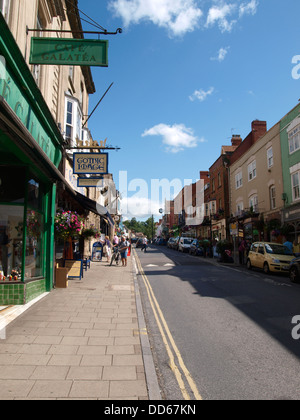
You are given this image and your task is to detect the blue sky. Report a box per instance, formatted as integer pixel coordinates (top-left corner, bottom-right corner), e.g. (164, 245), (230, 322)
(79, 0), (300, 220)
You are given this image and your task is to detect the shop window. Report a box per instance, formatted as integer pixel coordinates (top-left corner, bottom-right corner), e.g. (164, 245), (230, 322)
(0, 169), (45, 281)
(0, 166), (26, 204)
(25, 209), (43, 279)
(0, 205), (24, 279)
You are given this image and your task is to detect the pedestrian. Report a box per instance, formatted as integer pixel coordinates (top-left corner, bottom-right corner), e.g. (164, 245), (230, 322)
(238, 239), (246, 265)
(283, 237), (293, 253)
(113, 234), (119, 246)
(141, 236), (148, 252)
(105, 236), (111, 263)
(119, 236), (130, 267)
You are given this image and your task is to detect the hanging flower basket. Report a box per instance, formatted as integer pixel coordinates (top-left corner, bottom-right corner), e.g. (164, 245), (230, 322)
(81, 225), (101, 240)
(54, 210), (84, 241)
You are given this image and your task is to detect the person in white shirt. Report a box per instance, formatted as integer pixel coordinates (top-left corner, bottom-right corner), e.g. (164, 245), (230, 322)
(141, 236), (148, 253)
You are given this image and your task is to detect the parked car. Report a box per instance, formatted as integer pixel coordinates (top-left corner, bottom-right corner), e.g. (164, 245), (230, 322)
(167, 238), (176, 248)
(178, 237), (195, 253)
(246, 242), (294, 274)
(173, 237), (180, 250)
(189, 240), (204, 256)
(289, 257), (300, 283)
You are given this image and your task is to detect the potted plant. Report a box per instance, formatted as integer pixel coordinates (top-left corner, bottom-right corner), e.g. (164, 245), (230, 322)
(81, 225), (101, 240)
(54, 210), (84, 241)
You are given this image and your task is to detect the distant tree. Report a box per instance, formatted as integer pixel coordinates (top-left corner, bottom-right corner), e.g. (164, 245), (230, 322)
(123, 217), (154, 239)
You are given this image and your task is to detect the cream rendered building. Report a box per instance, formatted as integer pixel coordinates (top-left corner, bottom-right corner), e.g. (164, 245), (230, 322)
(2, 0), (117, 257)
(230, 121), (283, 242)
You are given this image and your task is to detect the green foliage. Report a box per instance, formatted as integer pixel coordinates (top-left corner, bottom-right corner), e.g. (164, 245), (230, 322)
(123, 217), (155, 239)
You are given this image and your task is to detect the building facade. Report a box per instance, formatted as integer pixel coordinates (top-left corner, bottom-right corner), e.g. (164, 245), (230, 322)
(0, 9), (65, 303)
(0, 0), (116, 304)
(280, 103), (300, 241)
(229, 120), (283, 244)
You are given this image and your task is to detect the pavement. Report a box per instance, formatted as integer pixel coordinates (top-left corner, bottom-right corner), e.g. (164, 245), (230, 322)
(0, 253), (161, 400)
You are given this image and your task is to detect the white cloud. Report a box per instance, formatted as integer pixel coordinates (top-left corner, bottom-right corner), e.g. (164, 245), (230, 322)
(211, 47), (230, 62)
(108, 0), (259, 36)
(239, 0), (259, 17)
(189, 87), (215, 102)
(121, 196), (162, 218)
(206, 3), (237, 33)
(108, 0), (203, 37)
(142, 123), (202, 153)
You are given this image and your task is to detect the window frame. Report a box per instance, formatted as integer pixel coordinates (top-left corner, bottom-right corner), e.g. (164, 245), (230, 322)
(269, 185), (276, 210)
(236, 202), (244, 216)
(248, 160), (256, 181)
(249, 194), (258, 212)
(64, 95), (83, 147)
(288, 125), (300, 155)
(292, 171), (300, 202)
(267, 147), (273, 169)
(235, 171), (243, 189)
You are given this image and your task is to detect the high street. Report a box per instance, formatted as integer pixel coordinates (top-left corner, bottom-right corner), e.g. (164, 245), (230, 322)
(134, 244), (300, 401)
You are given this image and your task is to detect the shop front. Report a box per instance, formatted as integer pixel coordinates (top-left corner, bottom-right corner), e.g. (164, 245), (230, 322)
(0, 15), (63, 304)
(211, 218), (227, 241)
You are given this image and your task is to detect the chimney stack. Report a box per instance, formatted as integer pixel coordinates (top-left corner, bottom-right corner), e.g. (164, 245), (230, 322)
(231, 135), (242, 147)
(251, 120), (267, 142)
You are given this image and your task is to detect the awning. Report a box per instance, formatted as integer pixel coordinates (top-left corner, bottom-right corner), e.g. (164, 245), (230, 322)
(0, 96), (65, 183)
(73, 191), (115, 227)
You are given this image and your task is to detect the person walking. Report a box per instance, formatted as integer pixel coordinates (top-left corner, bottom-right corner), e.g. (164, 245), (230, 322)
(141, 236), (148, 253)
(119, 236), (130, 267)
(238, 239), (246, 265)
(105, 236), (111, 263)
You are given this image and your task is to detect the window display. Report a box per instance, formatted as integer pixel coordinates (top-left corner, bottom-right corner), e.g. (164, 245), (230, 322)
(0, 169), (45, 282)
(25, 209), (43, 279)
(0, 205), (23, 281)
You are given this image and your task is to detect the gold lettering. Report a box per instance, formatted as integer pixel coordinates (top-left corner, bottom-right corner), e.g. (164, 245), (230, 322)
(100, 138), (107, 148)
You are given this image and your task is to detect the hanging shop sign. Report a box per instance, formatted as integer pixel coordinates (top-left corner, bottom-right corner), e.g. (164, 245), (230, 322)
(77, 177), (104, 188)
(73, 153), (108, 175)
(29, 38), (108, 67)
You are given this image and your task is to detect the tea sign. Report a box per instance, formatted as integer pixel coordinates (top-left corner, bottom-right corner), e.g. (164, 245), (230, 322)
(30, 38), (108, 67)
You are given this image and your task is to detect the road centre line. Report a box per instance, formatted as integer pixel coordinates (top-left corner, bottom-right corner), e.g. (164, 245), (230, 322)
(134, 249), (203, 401)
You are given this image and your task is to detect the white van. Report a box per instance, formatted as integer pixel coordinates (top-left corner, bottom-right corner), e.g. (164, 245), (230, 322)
(178, 237), (195, 252)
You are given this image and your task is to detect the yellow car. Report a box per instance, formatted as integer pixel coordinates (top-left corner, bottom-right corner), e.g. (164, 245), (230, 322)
(246, 242), (294, 274)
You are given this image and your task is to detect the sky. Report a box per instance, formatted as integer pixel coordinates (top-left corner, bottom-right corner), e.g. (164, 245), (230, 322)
(78, 0), (300, 220)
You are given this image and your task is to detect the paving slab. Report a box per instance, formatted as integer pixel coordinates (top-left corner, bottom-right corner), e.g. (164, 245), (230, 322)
(0, 255), (161, 400)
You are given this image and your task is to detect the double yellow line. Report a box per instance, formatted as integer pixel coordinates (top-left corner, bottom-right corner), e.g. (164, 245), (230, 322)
(134, 249), (203, 401)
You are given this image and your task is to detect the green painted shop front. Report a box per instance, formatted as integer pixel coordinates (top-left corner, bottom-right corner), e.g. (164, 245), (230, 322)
(0, 15), (63, 304)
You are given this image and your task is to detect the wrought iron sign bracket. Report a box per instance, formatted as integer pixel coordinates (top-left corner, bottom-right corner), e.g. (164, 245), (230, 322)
(26, 27), (123, 36)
